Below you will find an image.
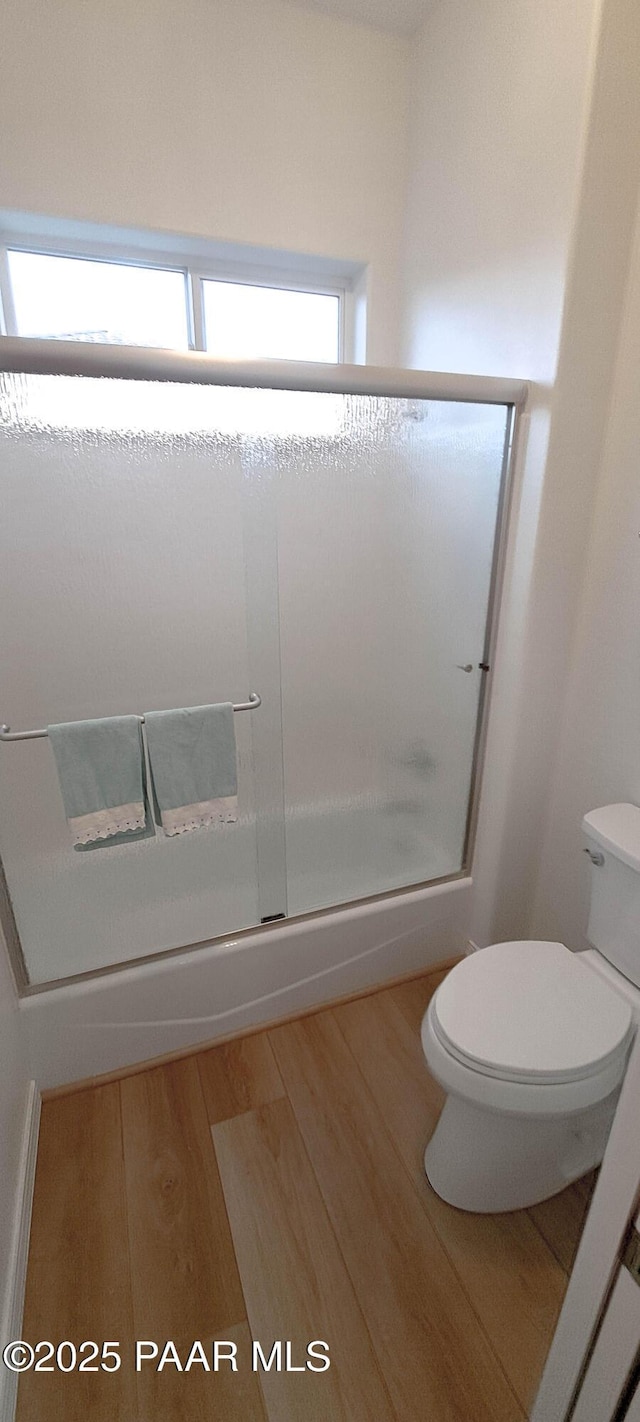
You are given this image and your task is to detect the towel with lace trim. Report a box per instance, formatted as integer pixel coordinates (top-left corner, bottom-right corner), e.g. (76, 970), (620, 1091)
(48, 715), (153, 849)
(144, 703), (238, 836)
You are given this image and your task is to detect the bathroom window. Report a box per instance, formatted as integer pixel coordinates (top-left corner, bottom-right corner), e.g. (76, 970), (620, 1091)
(6, 251), (190, 349)
(0, 224), (352, 362)
(202, 280), (340, 363)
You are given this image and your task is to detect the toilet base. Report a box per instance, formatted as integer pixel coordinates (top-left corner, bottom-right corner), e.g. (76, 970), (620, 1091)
(424, 1090), (618, 1212)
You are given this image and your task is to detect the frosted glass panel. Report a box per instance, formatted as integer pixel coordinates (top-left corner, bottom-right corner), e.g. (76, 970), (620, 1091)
(0, 375), (509, 984)
(271, 394), (509, 915)
(0, 374), (277, 983)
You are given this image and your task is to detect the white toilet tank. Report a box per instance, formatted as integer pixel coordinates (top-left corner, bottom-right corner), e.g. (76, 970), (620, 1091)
(583, 803), (640, 989)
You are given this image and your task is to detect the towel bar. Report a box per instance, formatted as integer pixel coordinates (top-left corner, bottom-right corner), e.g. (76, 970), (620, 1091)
(0, 692), (262, 742)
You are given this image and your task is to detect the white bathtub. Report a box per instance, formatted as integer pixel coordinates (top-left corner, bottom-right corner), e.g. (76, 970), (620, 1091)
(22, 875), (471, 1089)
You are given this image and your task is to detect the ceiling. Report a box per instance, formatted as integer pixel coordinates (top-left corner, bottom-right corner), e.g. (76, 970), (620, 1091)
(285, 0), (432, 37)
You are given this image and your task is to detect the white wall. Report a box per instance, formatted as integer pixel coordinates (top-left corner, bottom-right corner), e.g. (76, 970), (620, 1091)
(400, 0), (640, 948)
(531, 183), (640, 948)
(401, 0), (599, 383)
(0, 0), (410, 364)
(480, 0), (640, 946)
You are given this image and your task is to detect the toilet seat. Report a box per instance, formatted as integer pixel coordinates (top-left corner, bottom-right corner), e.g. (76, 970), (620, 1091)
(432, 941), (633, 1086)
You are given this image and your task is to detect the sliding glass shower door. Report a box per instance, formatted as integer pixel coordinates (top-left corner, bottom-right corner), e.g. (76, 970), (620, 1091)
(271, 394), (509, 914)
(0, 362), (513, 986)
(0, 374), (282, 982)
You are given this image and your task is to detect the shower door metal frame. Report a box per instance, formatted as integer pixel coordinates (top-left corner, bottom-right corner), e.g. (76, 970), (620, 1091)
(0, 336), (528, 992)
(459, 404), (525, 870)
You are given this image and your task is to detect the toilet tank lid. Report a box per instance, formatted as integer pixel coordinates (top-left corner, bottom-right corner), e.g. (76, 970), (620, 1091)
(582, 803), (640, 872)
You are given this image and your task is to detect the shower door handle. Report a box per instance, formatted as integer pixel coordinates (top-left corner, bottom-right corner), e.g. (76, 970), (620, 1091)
(457, 664), (474, 673)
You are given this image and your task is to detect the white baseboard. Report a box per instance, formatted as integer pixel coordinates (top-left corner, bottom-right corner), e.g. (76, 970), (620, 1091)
(1, 1081), (40, 1422)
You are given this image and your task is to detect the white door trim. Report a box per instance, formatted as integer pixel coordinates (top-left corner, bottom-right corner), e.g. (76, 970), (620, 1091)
(571, 1263), (640, 1422)
(532, 1032), (640, 1420)
(0, 1081), (40, 1422)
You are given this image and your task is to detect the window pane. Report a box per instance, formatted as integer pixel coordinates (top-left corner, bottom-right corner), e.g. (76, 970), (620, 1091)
(203, 280), (340, 363)
(7, 251), (190, 349)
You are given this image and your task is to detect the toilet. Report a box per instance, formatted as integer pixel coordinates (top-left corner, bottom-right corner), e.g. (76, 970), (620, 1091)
(421, 803), (640, 1212)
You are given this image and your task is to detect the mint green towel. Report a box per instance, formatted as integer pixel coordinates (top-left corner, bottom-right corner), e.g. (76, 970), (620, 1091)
(48, 716), (153, 851)
(144, 703), (238, 836)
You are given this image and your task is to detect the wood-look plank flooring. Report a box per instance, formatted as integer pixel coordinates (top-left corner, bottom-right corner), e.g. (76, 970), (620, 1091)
(18, 968), (589, 1421)
(214, 1097), (396, 1421)
(120, 1056), (245, 1338)
(17, 1083), (137, 1422)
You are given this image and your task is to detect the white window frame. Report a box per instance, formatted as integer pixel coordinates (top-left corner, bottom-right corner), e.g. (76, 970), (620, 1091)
(0, 216), (362, 363)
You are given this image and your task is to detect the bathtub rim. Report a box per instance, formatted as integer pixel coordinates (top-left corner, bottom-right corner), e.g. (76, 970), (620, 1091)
(18, 866), (471, 997)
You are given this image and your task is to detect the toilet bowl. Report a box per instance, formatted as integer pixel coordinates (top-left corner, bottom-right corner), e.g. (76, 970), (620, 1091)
(421, 804), (640, 1212)
(421, 940), (636, 1211)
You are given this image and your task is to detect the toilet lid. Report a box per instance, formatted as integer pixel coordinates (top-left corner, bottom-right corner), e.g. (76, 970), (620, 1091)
(433, 941), (634, 1084)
